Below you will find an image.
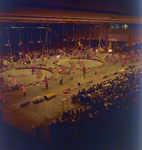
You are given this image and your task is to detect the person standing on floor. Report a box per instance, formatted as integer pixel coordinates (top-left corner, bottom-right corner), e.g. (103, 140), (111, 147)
(94, 66), (97, 75)
(23, 83), (26, 97)
(83, 66), (86, 77)
(59, 72), (63, 84)
(121, 58), (124, 67)
(70, 70), (74, 80)
(130, 54), (133, 63)
(44, 75), (48, 89)
(31, 65), (35, 75)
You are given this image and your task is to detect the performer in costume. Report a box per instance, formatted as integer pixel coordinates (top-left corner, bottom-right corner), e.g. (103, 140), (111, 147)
(19, 52), (22, 59)
(23, 83), (26, 97)
(130, 54), (133, 63)
(26, 55), (31, 64)
(31, 65), (35, 75)
(70, 70), (74, 80)
(78, 56), (80, 63)
(121, 58), (124, 67)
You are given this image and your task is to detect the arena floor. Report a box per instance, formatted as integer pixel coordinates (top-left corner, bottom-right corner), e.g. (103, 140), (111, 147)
(0, 52), (141, 134)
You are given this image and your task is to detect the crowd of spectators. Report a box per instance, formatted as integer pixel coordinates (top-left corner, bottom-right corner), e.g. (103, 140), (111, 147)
(0, 40), (141, 70)
(44, 66), (142, 150)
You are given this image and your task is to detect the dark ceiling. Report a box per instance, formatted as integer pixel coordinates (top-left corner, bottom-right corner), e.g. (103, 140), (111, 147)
(0, 0), (142, 24)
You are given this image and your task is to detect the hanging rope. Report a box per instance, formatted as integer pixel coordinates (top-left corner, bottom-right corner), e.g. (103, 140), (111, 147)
(63, 25), (64, 48)
(66, 24), (67, 41)
(41, 26), (44, 53)
(84, 24), (86, 39)
(6, 27), (12, 57)
(45, 25), (49, 74)
(37, 29), (42, 43)
(77, 24), (79, 40)
(30, 28), (33, 43)
(21, 27), (25, 84)
(90, 26), (95, 39)
(26, 29), (30, 54)
(19, 28), (22, 46)
(54, 29), (60, 45)
(76, 24), (78, 47)
(49, 30), (52, 44)
(79, 23), (80, 40)
(81, 24), (83, 39)
(39, 28), (42, 42)
(61, 25), (65, 66)
(98, 25), (101, 50)
(46, 26), (48, 52)
(108, 24), (112, 50)
(3, 27), (13, 78)
(43, 27), (47, 52)
(72, 25), (75, 41)
(30, 26), (34, 51)
(37, 28), (44, 54)
(89, 24), (91, 48)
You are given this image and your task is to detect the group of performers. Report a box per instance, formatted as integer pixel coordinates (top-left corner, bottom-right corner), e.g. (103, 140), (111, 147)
(0, 56), (14, 69)
(0, 41), (141, 99)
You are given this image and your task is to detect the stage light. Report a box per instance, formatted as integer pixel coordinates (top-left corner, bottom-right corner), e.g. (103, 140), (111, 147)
(108, 49), (112, 52)
(11, 26), (25, 29)
(124, 24), (128, 29)
(11, 26), (20, 29)
(56, 55), (60, 59)
(37, 27), (45, 29)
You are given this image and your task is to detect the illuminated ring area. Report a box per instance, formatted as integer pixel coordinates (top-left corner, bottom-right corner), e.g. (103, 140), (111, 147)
(57, 58), (104, 69)
(0, 67), (53, 85)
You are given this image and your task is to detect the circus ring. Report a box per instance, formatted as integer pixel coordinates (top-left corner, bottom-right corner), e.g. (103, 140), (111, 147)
(0, 67), (53, 92)
(56, 57), (105, 70)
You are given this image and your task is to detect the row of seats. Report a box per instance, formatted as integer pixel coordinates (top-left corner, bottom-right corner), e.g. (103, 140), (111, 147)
(43, 66), (142, 150)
